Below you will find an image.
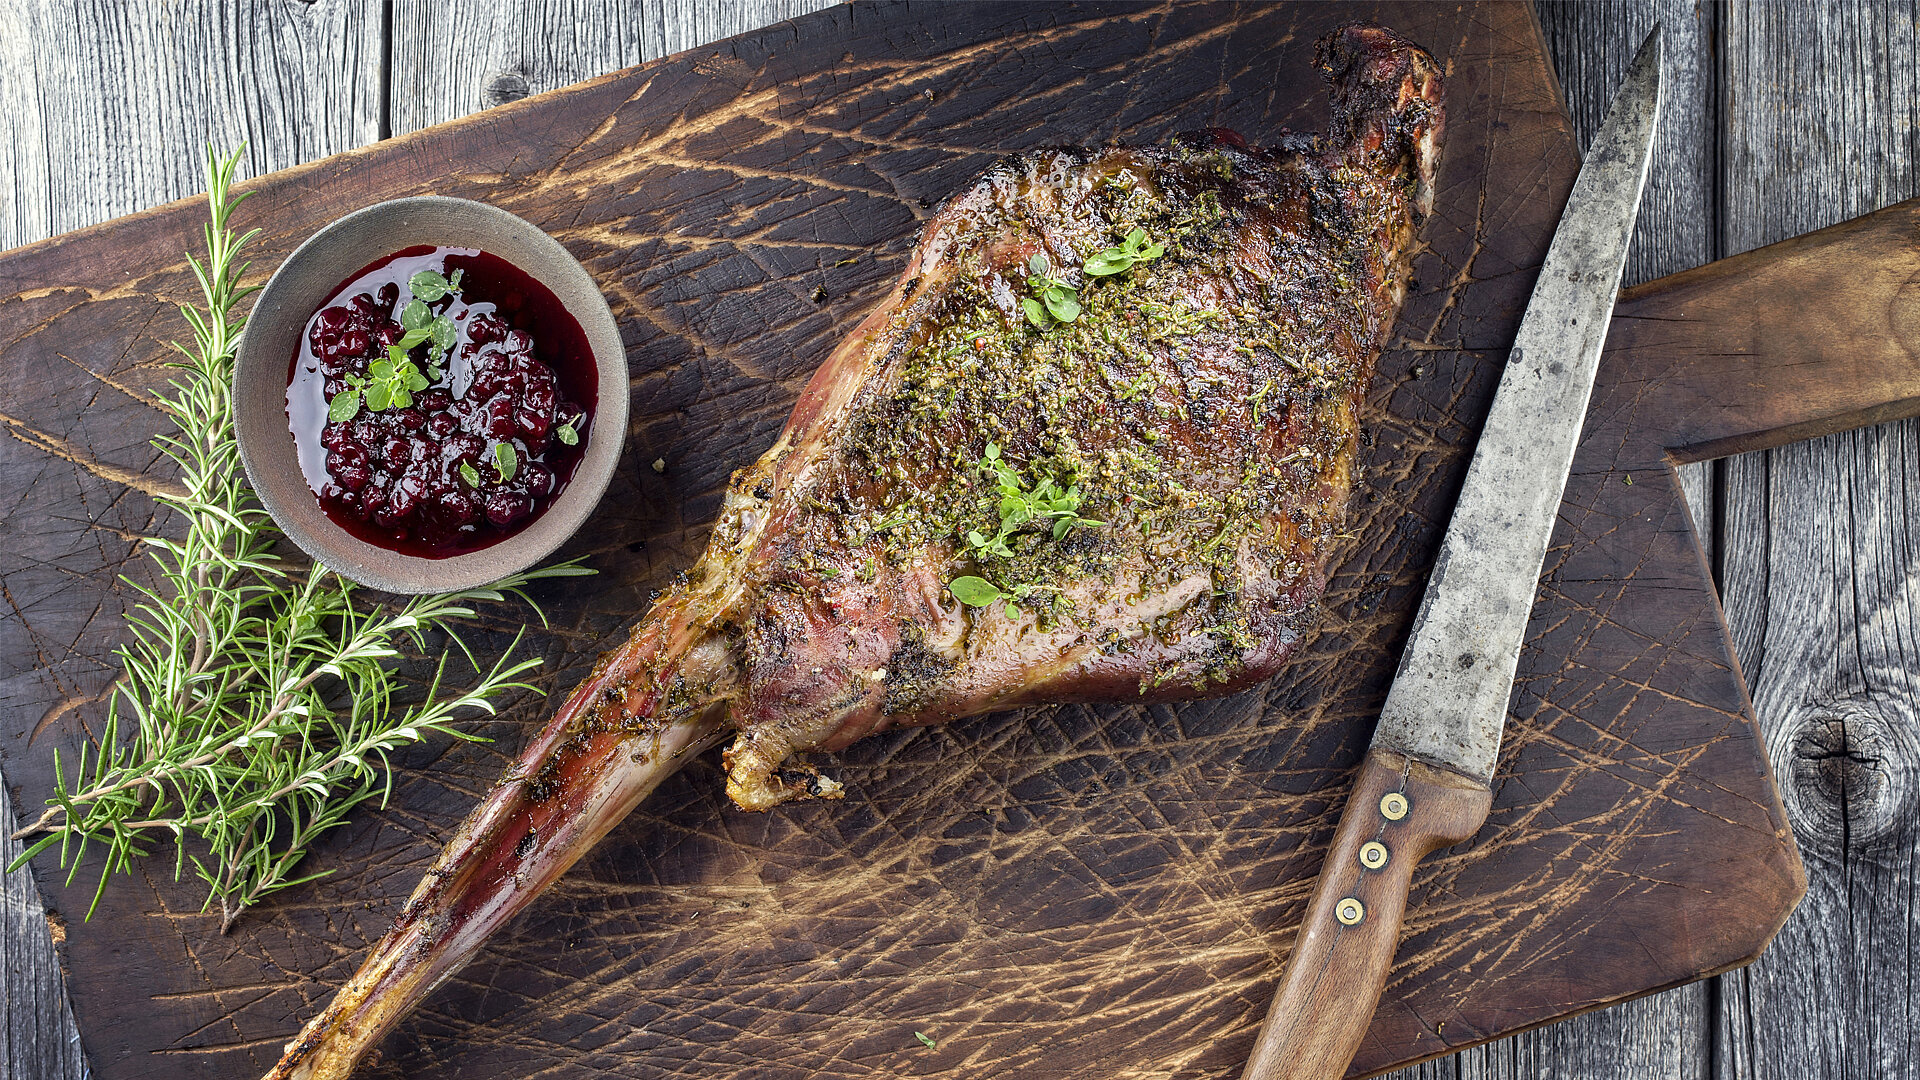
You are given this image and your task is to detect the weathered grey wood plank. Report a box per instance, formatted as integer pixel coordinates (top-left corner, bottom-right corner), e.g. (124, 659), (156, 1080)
(1718, 1), (1920, 1077)
(0, 778), (86, 1080)
(0, 3), (384, 1080)
(1381, 6), (1723, 1079)
(387, 0), (836, 135)
(0, 0), (384, 251)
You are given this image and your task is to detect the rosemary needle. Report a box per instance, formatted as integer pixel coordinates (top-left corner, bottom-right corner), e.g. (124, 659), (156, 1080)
(7, 145), (593, 930)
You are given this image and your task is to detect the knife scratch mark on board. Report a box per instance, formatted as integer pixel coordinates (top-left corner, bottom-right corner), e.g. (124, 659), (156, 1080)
(0, 407), (183, 500)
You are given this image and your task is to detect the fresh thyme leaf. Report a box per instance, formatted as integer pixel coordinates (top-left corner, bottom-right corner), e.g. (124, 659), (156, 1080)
(459, 460), (481, 487)
(945, 446), (1105, 607)
(555, 422), (579, 446)
(427, 314), (458, 359)
(914, 1031), (937, 1049)
(1021, 296), (1048, 329)
(494, 441), (518, 482)
(947, 576), (1005, 606)
(408, 268), (452, 302)
(3, 144), (593, 930)
(1083, 227), (1166, 278)
(327, 389), (361, 423)
(399, 298), (432, 331)
(1041, 287), (1080, 323)
(363, 354), (428, 411)
(959, 445), (1102, 564)
(402, 280), (460, 362)
(1022, 254), (1081, 330)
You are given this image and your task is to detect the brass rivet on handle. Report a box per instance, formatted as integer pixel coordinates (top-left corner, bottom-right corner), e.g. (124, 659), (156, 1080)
(1359, 841), (1390, 870)
(1335, 897), (1365, 926)
(1379, 792), (1409, 821)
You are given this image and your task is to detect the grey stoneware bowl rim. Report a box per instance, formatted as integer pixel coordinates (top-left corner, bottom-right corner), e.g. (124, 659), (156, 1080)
(233, 195), (628, 594)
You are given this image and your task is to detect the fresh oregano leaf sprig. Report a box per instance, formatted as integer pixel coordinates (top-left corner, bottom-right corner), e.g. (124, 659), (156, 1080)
(964, 442), (1104, 558)
(1021, 254), (1082, 329)
(1083, 227), (1165, 277)
(7, 144), (592, 930)
(947, 443), (1103, 617)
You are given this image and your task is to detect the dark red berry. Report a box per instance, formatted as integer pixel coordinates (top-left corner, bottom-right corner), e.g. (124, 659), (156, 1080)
(417, 389), (452, 412)
(483, 491), (533, 527)
(442, 433), (486, 465)
(325, 445), (367, 477)
(316, 306), (352, 334)
(435, 487), (477, 525)
(468, 313), (507, 345)
(482, 394), (517, 439)
(514, 407), (550, 445)
(467, 354), (506, 399)
(427, 412), (459, 438)
(376, 282), (399, 310)
(335, 464), (372, 491)
(521, 463), (555, 498)
(389, 474), (429, 520)
(524, 374), (556, 413)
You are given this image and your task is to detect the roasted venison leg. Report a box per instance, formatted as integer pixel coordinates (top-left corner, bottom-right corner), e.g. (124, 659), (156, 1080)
(266, 23), (1442, 1079)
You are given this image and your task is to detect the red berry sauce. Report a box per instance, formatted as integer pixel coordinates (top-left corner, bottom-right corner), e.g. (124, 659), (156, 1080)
(286, 246), (597, 558)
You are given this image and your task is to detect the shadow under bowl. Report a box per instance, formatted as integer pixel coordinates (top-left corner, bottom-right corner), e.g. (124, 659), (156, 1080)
(234, 196), (628, 594)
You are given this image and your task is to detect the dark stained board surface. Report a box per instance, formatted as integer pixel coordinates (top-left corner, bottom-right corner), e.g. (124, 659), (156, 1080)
(0, 3), (1806, 1078)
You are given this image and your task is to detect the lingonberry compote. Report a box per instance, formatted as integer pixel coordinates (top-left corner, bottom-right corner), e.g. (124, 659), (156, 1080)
(287, 246), (597, 557)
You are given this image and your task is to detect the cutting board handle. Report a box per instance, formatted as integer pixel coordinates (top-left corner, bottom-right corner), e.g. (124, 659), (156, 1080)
(1239, 749), (1492, 1080)
(1605, 198), (1920, 463)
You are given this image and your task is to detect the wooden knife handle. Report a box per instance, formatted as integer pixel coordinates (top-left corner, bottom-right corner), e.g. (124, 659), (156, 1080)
(1240, 748), (1493, 1080)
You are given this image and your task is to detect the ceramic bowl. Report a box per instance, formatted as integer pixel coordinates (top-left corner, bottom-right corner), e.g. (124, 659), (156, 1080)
(233, 196), (627, 594)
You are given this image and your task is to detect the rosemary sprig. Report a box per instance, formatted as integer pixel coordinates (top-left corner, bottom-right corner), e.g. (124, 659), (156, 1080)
(7, 144), (592, 930)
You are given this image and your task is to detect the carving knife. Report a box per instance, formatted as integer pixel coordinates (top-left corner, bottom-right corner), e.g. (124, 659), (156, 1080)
(1239, 27), (1665, 1080)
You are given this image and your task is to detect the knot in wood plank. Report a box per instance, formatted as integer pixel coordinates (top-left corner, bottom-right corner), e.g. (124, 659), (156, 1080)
(484, 71), (531, 106)
(1784, 706), (1919, 855)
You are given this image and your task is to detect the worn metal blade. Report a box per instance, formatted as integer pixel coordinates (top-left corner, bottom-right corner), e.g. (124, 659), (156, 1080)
(1372, 28), (1664, 785)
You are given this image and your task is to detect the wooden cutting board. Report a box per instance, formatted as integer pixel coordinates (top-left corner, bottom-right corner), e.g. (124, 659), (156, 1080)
(0, 2), (1816, 1077)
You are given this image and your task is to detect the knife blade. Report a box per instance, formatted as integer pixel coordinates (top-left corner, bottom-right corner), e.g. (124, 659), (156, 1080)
(1239, 26), (1665, 1080)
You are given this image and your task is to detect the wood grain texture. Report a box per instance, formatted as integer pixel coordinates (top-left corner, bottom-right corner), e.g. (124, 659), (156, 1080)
(0, 0), (383, 251)
(0, 4), (383, 1080)
(389, 0), (836, 133)
(0, 3), (1809, 1080)
(1716, 3), (1920, 1075)
(0, 5), (830, 1079)
(1244, 751), (1492, 1080)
